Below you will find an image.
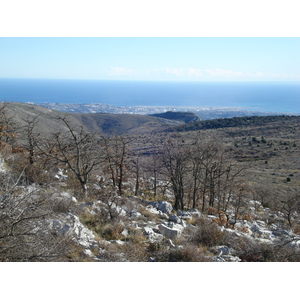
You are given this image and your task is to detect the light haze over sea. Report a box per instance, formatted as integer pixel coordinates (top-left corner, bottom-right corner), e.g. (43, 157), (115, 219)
(0, 78), (299, 114)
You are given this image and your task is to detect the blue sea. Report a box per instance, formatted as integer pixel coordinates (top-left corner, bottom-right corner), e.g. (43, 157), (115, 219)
(0, 78), (300, 113)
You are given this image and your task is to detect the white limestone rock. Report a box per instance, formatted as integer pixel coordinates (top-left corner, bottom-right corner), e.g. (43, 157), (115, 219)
(110, 240), (126, 245)
(187, 208), (201, 218)
(145, 205), (160, 215)
(148, 201), (173, 214)
(211, 245), (230, 256)
(169, 214), (181, 223)
(49, 213), (96, 249)
(54, 168), (68, 181)
(222, 255), (241, 262)
(158, 223), (183, 239)
(143, 225), (164, 242)
(177, 210), (193, 221)
(129, 209), (142, 219)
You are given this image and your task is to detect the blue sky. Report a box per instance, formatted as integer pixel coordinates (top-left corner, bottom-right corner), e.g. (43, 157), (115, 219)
(1, 37), (299, 82)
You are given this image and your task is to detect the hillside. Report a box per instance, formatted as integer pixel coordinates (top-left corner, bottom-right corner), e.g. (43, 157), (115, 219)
(2, 102), (181, 136)
(168, 114), (300, 132)
(2, 101), (300, 262)
(149, 111), (200, 123)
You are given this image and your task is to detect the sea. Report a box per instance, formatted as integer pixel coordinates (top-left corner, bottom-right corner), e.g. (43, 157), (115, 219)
(0, 78), (300, 114)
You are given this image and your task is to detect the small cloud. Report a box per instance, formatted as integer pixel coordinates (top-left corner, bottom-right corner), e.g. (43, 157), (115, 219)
(107, 66), (300, 81)
(267, 72), (300, 80)
(186, 68), (203, 77)
(245, 71), (265, 78)
(162, 67), (203, 77)
(205, 68), (244, 78)
(108, 67), (136, 76)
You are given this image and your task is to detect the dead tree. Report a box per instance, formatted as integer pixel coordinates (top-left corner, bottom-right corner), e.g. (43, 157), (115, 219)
(130, 154), (141, 196)
(102, 135), (132, 195)
(158, 136), (189, 210)
(281, 193), (300, 227)
(37, 116), (104, 198)
(0, 103), (18, 150)
(187, 134), (246, 212)
(0, 169), (71, 261)
(20, 115), (40, 165)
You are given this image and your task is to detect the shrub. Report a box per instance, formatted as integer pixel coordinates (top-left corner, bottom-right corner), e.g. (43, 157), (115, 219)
(167, 245), (210, 262)
(49, 196), (73, 213)
(97, 222), (124, 241)
(188, 217), (228, 247)
(238, 241), (275, 262)
(232, 237), (300, 262)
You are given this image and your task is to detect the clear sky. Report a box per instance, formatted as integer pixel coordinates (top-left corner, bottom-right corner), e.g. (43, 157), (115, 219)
(0, 37), (299, 82)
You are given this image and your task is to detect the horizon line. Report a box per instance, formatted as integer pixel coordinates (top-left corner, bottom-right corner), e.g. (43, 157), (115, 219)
(0, 77), (300, 83)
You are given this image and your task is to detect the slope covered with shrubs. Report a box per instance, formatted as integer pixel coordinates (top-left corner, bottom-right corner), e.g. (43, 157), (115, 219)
(1, 103), (300, 262)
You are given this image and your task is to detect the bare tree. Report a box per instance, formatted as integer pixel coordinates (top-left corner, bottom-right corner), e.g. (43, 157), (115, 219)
(141, 135), (165, 199)
(158, 135), (189, 210)
(129, 153), (141, 196)
(20, 115), (40, 165)
(37, 116), (104, 198)
(0, 169), (71, 261)
(0, 103), (18, 150)
(102, 135), (132, 195)
(280, 192), (300, 227)
(188, 135), (246, 213)
(230, 180), (252, 227)
(143, 154), (161, 199)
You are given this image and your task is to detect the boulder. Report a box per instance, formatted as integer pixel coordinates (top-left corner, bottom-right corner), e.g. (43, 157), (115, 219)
(143, 226), (164, 242)
(187, 208), (201, 218)
(0, 157), (5, 173)
(145, 205), (160, 215)
(211, 245), (230, 256)
(158, 211), (169, 219)
(158, 223), (183, 239)
(148, 201), (173, 214)
(129, 209), (142, 219)
(177, 210), (193, 221)
(169, 214), (181, 223)
(251, 224), (261, 234)
(72, 215), (96, 248)
(49, 214), (96, 249)
(111, 201), (127, 217)
(109, 240), (126, 245)
(121, 228), (129, 237)
(143, 226), (155, 236)
(222, 255), (241, 262)
(54, 168), (68, 181)
(213, 256), (226, 262)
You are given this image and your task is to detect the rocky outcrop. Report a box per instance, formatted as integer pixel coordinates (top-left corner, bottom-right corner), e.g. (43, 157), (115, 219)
(143, 225), (164, 242)
(148, 201), (173, 214)
(49, 213), (96, 250)
(158, 222), (185, 239)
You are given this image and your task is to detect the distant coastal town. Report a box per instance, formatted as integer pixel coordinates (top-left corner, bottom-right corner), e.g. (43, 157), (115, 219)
(36, 102), (293, 120)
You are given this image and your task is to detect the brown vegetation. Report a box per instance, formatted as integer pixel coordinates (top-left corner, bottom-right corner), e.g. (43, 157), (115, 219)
(2, 102), (300, 261)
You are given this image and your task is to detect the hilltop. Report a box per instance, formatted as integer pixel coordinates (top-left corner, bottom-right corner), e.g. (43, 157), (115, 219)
(149, 111), (200, 123)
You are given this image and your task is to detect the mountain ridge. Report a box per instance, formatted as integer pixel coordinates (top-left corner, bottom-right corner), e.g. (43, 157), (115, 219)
(2, 102), (181, 136)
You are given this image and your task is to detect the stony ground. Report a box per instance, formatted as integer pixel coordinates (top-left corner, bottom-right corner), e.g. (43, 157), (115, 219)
(47, 186), (300, 262)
